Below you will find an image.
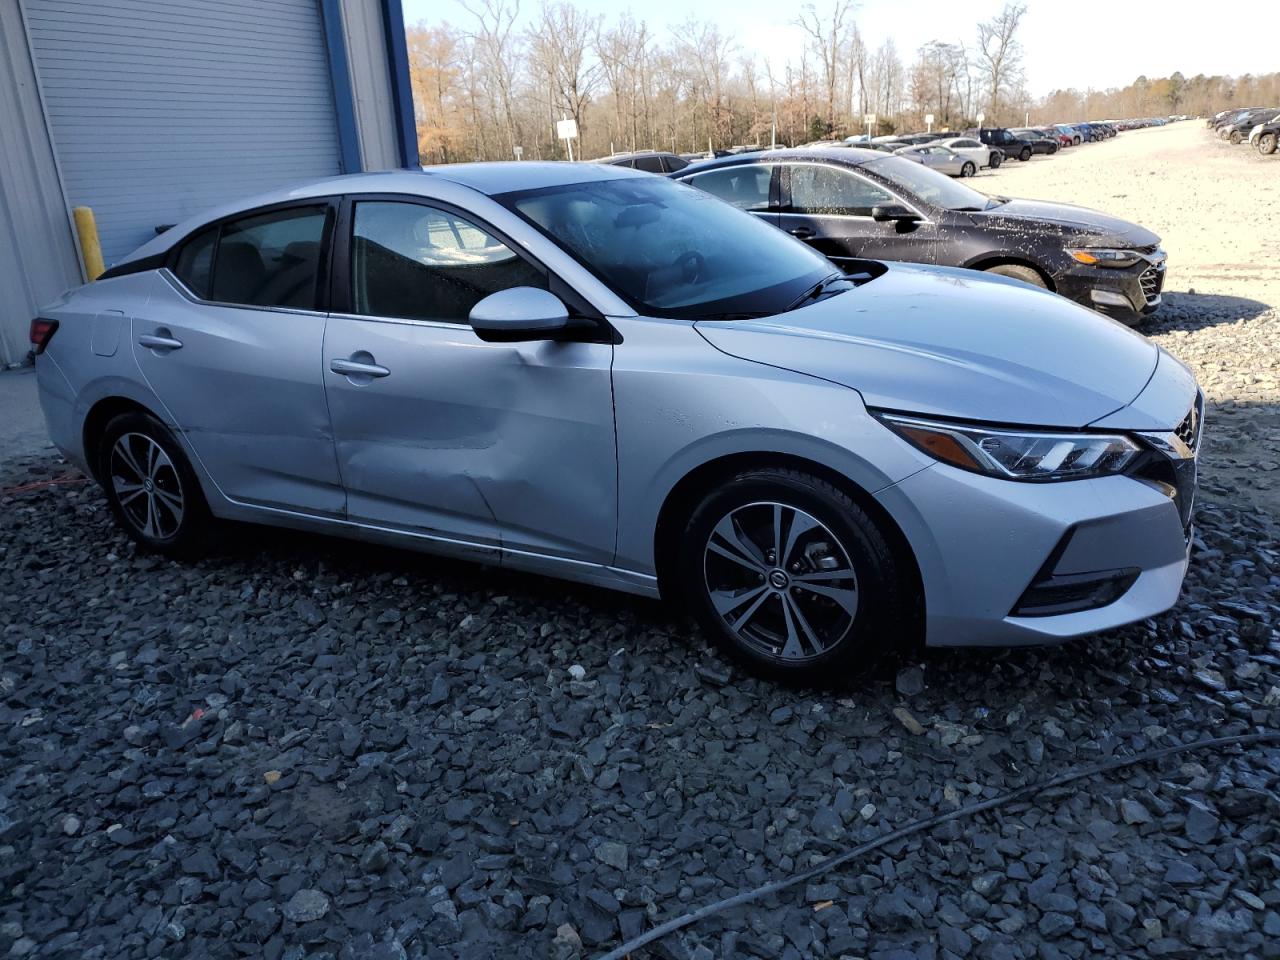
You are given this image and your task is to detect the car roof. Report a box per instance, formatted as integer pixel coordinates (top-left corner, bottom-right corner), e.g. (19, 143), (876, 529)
(685, 147), (886, 169)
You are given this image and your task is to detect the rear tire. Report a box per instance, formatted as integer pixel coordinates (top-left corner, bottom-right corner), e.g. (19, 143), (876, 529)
(98, 412), (213, 558)
(1229, 130), (1242, 145)
(1019, 147), (1032, 162)
(961, 161), (976, 178)
(679, 467), (906, 686)
(989, 152), (1003, 169)
(1258, 133), (1277, 155)
(984, 263), (1047, 288)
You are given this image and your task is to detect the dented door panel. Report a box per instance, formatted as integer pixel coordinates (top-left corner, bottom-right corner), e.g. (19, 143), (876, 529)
(322, 314), (617, 564)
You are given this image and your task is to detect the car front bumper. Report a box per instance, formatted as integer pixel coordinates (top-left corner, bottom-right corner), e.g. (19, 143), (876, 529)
(877, 461), (1193, 648)
(1053, 252), (1166, 325)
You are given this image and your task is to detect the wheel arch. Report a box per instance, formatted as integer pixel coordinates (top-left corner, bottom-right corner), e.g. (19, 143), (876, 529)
(82, 396), (160, 483)
(652, 451), (924, 643)
(964, 255), (1056, 291)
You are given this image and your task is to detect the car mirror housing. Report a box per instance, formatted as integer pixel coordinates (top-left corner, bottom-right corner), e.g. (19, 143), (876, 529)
(469, 287), (573, 343)
(871, 204), (921, 223)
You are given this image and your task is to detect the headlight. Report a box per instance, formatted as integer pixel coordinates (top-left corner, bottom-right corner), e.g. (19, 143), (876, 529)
(1066, 247), (1143, 267)
(877, 413), (1143, 481)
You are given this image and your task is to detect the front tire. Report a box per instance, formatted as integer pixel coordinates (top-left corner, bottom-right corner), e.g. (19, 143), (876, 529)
(984, 263), (1047, 288)
(1258, 133), (1277, 155)
(1229, 130), (1242, 145)
(1019, 147), (1032, 162)
(679, 468), (905, 685)
(988, 151), (1003, 169)
(98, 412), (212, 557)
(961, 161), (976, 178)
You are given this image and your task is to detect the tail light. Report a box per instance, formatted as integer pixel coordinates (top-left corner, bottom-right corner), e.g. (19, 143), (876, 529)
(29, 318), (59, 355)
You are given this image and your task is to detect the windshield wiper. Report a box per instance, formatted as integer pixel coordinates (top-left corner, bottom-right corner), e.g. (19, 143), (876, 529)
(786, 272), (846, 311)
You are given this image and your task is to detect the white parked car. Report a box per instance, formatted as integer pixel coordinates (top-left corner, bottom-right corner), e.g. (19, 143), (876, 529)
(934, 136), (1003, 169)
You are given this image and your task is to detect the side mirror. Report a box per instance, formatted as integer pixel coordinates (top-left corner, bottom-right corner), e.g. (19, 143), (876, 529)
(469, 287), (572, 343)
(871, 204), (921, 223)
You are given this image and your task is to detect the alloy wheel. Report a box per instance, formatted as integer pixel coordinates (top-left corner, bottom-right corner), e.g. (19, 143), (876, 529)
(109, 432), (185, 540)
(702, 501), (859, 662)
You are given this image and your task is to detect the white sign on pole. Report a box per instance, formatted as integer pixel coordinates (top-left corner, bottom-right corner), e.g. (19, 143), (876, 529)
(863, 114), (876, 127)
(976, 111), (986, 125)
(555, 118), (578, 140)
(513, 145), (523, 160)
(924, 113), (934, 126)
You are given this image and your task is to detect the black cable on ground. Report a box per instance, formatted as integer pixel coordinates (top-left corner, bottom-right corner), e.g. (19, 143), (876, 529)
(594, 730), (1280, 960)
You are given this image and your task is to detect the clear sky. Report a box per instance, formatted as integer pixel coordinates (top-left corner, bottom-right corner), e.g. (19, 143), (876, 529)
(400, 0), (1276, 97)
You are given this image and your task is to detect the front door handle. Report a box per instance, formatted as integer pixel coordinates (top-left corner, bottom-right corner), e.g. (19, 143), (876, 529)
(330, 357), (390, 378)
(138, 331), (183, 351)
(788, 226), (815, 239)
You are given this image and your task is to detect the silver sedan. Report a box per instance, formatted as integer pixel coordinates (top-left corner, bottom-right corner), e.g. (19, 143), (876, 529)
(32, 163), (1200, 684)
(893, 144), (977, 177)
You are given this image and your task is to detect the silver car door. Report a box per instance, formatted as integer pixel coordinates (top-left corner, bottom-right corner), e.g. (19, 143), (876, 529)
(322, 197), (617, 564)
(131, 201), (344, 516)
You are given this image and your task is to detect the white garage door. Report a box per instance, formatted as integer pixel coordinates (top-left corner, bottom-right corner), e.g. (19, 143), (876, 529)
(23, 0), (344, 265)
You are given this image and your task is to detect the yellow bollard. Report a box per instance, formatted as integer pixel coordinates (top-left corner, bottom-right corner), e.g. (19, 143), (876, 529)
(72, 206), (105, 281)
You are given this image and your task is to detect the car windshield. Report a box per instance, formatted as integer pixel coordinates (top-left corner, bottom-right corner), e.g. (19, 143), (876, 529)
(497, 175), (834, 319)
(862, 155), (1000, 211)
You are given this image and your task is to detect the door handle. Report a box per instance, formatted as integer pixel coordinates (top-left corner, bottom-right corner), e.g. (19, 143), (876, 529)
(330, 357), (390, 378)
(788, 226), (815, 239)
(138, 332), (183, 351)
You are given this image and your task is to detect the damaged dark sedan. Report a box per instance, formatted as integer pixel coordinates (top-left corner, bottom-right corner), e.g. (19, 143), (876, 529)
(675, 147), (1166, 325)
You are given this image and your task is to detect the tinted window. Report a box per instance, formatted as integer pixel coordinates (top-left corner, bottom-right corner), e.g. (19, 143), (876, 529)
(633, 155), (665, 173)
(173, 227), (216, 298)
(208, 206), (328, 309)
(685, 164), (774, 211)
(351, 201), (545, 324)
(953, 139), (980, 148)
(863, 155), (995, 211)
(788, 164), (893, 216)
(662, 155), (689, 172)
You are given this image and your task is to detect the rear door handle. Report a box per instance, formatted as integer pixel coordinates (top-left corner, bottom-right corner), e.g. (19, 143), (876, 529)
(788, 226), (815, 239)
(138, 332), (183, 351)
(330, 357), (390, 378)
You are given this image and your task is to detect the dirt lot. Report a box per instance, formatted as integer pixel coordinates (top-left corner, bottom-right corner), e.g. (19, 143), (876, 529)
(1, 126), (1278, 960)
(980, 121), (1280, 515)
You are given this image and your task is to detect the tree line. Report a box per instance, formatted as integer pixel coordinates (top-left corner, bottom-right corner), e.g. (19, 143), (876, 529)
(407, 0), (1280, 163)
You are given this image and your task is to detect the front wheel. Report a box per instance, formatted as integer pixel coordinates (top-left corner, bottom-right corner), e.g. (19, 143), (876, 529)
(98, 412), (213, 557)
(1019, 147), (1032, 162)
(1229, 130), (1242, 145)
(984, 263), (1047, 288)
(679, 468), (906, 685)
(1259, 133), (1278, 155)
(989, 152), (1003, 169)
(960, 161), (976, 178)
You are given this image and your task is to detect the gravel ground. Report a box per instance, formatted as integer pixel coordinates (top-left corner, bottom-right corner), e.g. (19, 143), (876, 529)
(2, 125), (1279, 960)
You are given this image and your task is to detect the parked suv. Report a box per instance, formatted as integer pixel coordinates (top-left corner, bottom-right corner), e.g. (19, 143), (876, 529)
(1010, 129), (1060, 155)
(1221, 109), (1280, 145)
(1250, 114), (1280, 155)
(975, 128), (1035, 162)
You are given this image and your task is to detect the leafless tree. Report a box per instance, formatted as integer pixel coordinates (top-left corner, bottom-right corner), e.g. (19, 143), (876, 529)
(528, 1), (601, 156)
(794, 0), (853, 130)
(976, 2), (1026, 121)
(458, 0), (523, 156)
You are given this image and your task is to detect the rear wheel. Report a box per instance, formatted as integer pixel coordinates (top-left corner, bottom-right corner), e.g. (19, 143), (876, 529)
(1229, 130), (1242, 145)
(1019, 147), (1032, 162)
(1258, 133), (1277, 155)
(679, 468), (906, 685)
(99, 412), (213, 557)
(961, 161), (976, 178)
(989, 151), (1003, 169)
(984, 263), (1047, 288)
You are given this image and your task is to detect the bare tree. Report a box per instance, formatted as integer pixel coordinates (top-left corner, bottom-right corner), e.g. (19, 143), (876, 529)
(459, 0), (523, 156)
(528, 1), (601, 156)
(794, 0), (853, 131)
(976, 2), (1026, 121)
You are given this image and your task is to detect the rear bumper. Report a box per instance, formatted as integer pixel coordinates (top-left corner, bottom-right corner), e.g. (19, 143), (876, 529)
(877, 464), (1192, 648)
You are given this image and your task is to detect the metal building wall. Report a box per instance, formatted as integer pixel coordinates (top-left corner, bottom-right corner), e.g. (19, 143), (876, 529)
(0, 0), (83, 367)
(22, 0), (346, 267)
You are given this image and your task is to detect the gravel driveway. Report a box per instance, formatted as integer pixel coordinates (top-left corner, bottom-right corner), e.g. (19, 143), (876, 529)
(2, 125), (1278, 960)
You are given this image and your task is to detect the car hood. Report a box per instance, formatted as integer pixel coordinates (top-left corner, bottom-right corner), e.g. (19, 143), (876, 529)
(695, 262), (1159, 428)
(969, 198), (1160, 247)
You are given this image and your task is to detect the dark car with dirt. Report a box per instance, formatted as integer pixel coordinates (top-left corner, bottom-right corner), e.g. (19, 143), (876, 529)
(974, 128), (1037, 162)
(1010, 129), (1061, 155)
(673, 147), (1167, 324)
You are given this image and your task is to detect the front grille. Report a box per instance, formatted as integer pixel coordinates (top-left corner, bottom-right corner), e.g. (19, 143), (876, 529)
(1175, 393), (1204, 453)
(1139, 263), (1165, 303)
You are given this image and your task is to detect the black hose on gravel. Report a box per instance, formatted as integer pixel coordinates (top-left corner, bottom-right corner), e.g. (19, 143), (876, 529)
(594, 731), (1280, 960)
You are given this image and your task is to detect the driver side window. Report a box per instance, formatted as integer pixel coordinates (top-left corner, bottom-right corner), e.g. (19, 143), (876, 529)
(787, 164), (893, 217)
(350, 201), (546, 324)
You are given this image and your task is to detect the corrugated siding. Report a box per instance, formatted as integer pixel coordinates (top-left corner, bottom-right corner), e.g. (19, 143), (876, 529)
(0, 0), (84, 366)
(23, 0), (343, 266)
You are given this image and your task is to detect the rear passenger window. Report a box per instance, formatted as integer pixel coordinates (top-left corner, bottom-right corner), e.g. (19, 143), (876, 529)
(173, 227), (216, 299)
(633, 155), (665, 173)
(685, 165), (774, 211)
(207, 205), (329, 309)
(350, 201), (546, 324)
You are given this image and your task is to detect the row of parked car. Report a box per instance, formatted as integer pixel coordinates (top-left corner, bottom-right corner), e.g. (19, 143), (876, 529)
(599, 121), (1125, 182)
(1208, 106), (1280, 156)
